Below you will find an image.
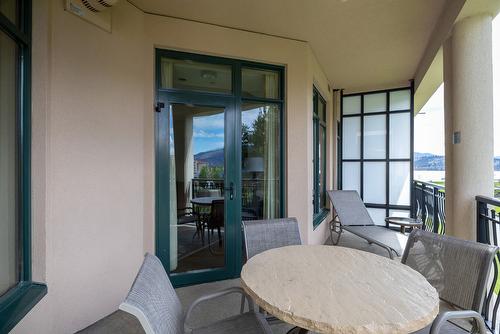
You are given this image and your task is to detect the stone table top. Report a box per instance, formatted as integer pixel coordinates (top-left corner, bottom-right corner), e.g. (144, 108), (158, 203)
(240, 245), (439, 334)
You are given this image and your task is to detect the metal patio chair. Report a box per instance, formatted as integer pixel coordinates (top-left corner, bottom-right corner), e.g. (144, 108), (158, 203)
(327, 190), (407, 259)
(241, 218), (302, 320)
(242, 217), (302, 260)
(403, 229), (498, 334)
(120, 253), (272, 334)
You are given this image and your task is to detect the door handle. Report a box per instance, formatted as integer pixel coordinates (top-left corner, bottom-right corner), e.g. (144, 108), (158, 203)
(224, 182), (234, 200)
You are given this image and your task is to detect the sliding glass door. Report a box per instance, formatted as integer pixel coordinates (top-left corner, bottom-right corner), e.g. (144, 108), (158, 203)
(155, 50), (284, 286)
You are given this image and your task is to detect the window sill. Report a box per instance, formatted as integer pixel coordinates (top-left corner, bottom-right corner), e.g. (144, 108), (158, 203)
(313, 209), (330, 230)
(0, 282), (47, 333)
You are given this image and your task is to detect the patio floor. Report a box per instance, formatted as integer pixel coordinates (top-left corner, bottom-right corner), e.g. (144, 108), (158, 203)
(176, 230), (399, 333)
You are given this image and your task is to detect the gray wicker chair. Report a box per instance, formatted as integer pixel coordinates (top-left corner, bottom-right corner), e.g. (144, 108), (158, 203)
(242, 217), (302, 260)
(119, 253), (273, 334)
(403, 229), (498, 334)
(327, 190), (407, 259)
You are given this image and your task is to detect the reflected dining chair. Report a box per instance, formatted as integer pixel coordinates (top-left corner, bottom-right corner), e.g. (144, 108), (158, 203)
(403, 229), (498, 334)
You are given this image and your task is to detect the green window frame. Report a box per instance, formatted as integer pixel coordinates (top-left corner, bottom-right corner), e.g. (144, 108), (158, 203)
(0, 1), (47, 332)
(313, 87), (328, 228)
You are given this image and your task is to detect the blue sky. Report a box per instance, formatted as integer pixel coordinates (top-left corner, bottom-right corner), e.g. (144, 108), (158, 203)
(193, 107), (262, 154)
(415, 15), (500, 156)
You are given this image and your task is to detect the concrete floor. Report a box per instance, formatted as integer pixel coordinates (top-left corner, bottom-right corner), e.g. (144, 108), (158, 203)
(176, 231), (403, 333)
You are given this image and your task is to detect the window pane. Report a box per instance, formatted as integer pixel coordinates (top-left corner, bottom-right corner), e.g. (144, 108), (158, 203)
(390, 89), (411, 111)
(319, 125), (326, 209)
(343, 96), (361, 115)
(364, 93), (386, 113)
(242, 102), (281, 219)
(0, 0), (18, 26)
(0, 31), (19, 295)
(342, 117), (360, 159)
(363, 162), (386, 204)
(389, 112), (411, 159)
(242, 68), (280, 99)
(363, 115), (386, 159)
(319, 97), (326, 122)
(367, 208), (386, 226)
(390, 162), (411, 206)
(342, 162), (360, 195)
(160, 57), (232, 94)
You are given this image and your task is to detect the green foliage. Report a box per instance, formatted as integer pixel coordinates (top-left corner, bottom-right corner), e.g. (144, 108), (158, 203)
(198, 165), (224, 179)
(242, 108), (271, 158)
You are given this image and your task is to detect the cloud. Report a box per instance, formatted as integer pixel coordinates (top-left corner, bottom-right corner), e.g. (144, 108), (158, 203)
(193, 130), (224, 138)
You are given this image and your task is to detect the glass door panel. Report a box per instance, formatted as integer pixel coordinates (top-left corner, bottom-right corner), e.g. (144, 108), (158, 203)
(241, 102), (281, 220)
(169, 104), (226, 274)
(156, 92), (237, 286)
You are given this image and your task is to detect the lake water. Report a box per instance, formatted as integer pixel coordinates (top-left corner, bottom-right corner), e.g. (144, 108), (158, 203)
(414, 170), (500, 182)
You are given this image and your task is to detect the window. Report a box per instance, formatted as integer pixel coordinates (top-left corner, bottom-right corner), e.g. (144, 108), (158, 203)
(313, 88), (328, 227)
(0, 1), (47, 332)
(340, 88), (413, 226)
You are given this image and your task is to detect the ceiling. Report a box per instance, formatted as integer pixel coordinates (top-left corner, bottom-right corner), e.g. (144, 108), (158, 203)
(131, 0), (449, 92)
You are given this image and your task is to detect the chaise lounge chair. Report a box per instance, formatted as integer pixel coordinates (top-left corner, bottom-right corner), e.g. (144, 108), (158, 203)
(327, 190), (407, 259)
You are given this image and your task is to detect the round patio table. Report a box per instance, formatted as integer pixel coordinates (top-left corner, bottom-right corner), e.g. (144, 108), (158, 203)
(385, 217), (423, 234)
(240, 245), (439, 334)
(190, 196), (224, 206)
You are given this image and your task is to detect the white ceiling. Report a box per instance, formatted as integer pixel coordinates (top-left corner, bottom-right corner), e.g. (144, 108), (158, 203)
(131, 0), (449, 92)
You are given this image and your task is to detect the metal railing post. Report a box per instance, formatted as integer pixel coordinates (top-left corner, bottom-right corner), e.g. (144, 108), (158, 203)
(433, 186), (439, 233)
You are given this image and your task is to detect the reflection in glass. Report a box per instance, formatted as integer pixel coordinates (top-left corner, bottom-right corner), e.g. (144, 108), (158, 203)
(363, 162), (386, 204)
(390, 89), (411, 111)
(241, 103), (281, 220)
(342, 117), (360, 159)
(364, 93), (386, 113)
(242, 68), (280, 99)
(363, 115), (386, 159)
(0, 0), (18, 26)
(0, 31), (19, 294)
(168, 104), (225, 273)
(160, 57), (232, 94)
(343, 96), (361, 115)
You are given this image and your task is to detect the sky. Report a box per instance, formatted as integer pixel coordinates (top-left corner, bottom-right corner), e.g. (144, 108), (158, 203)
(414, 14), (500, 157)
(192, 107), (261, 154)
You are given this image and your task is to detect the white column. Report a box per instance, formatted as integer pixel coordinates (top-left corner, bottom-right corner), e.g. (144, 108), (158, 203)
(443, 14), (494, 241)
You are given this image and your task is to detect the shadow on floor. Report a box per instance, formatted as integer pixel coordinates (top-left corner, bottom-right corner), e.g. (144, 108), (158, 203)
(176, 230), (403, 333)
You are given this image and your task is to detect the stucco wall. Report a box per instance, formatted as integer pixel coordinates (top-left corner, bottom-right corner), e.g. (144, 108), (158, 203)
(13, 1), (333, 332)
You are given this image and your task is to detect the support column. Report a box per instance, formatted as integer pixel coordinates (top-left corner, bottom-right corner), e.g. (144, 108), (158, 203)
(443, 14), (494, 241)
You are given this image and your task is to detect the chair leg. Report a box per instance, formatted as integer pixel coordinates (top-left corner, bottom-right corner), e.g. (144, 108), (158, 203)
(217, 227), (222, 247)
(329, 220), (343, 245)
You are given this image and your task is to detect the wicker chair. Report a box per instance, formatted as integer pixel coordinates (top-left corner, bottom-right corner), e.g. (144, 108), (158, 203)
(120, 253), (272, 334)
(403, 230), (498, 334)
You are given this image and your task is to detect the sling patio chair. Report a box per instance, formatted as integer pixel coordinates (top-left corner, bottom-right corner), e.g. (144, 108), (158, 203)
(404, 229), (498, 334)
(119, 253), (273, 334)
(327, 190), (407, 259)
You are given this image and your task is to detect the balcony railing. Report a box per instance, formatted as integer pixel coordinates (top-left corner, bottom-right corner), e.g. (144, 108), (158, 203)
(412, 180), (446, 234)
(476, 195), (500, 332)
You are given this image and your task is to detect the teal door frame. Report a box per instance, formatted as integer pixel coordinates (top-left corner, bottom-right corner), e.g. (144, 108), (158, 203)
(155, 91), (242, 287)
(155, 48), (285, 287)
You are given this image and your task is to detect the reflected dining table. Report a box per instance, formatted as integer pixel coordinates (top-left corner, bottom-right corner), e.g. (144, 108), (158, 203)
(240, 245), (439, 334)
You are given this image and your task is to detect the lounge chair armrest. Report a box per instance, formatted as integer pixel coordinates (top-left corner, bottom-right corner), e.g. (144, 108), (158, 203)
(430, 310), (488, 334)
(184, 287), (254, 332)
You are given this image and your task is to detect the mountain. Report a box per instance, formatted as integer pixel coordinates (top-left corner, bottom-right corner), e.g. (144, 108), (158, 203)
(194, 148), (224, 167)
(415, 152), (500, 171)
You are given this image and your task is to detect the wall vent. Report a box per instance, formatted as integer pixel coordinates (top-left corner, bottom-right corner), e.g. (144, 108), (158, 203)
(65, 0), (119, 32)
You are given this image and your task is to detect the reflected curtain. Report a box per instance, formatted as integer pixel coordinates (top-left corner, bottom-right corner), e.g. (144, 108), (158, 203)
(161, 59), (173, 88)
(263, 108), (278, 219)
(169, 109), (178, 271)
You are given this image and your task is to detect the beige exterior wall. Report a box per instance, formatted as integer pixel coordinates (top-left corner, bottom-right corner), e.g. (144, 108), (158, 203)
(14, 1), (333, 332)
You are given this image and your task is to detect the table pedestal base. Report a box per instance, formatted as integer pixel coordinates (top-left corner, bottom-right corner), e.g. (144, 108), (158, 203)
(286, 326), (308, 334)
